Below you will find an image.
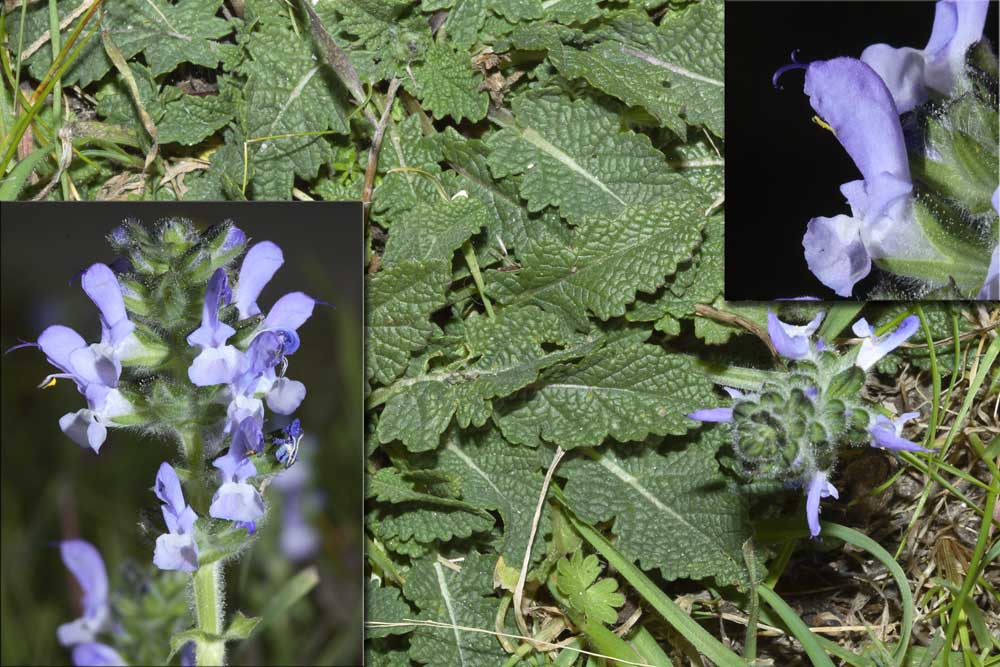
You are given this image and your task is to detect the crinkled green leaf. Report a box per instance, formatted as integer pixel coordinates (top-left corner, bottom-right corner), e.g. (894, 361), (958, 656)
(495, 338), (715, 448)
(367, 259), (450, 386)
(25, 0), (235, 87)
(491, 0), (542, 22)
(158, 84), (238, 146)
(402, 552), (507, 667)
(237, 4), (350, 198)
(486, 191), (708, 329)
(556, 551), (625, 625)
(366, 641), (413, 667)
(438, 0), (489, 48)
(328, 0), (429, 57)
(369, 490), (494, 547)
(627, 213), (724, 336)
(561, 429), (755, 588)
(571, 2), (724, 137)
(376, 306), (600, 451)
(383, 197), (489, 266)
(412, 43), (489, 123)
(437, 426), (550, 566)
(372, 115), (445, 222)
(366, 582), (414, 638)
(542, 0), (602, 25)
(440, 129), (570, 261)
(486, 94), (686, 223)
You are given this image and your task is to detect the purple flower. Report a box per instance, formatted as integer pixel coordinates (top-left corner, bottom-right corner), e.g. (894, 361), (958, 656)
(803, 215), (872, 298)
(57, 540), (110, 647)
(979, 246), (999, 300)
(861, 0), (990, 114)
(776, 57), (941, 296)
(805, 471), (838, 537)
(71, 643), (127, 667)
(851, 315), (919, 370)
(225, 331), (307, 430)
(767, 310), (824, 361)
(28, 264), (140, 451)
(82, 264), (135, 347)
(274, 418), (303, 468)
(869, 411), (930, 453)
(152, 463), (199, 573)
(219, 225), (246, 254)
(271, 431), (320, 561)
(187, 269), (241, 387)
(233, 241), (316, 350)
(978, 188), (999, 300)
(687, 407), (734, 423)
(688, 387), (750, 424)
(234, 242), (285, 320)
(210, 417), (266, 525)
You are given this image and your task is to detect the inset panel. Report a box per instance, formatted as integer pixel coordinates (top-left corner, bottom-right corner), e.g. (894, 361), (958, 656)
(726, 1), (999, 300)
(0, 201), (363, 665)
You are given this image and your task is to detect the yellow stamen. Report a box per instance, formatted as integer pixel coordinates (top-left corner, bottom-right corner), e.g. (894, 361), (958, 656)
(42, 377), (57, 388)
(812, 115), (836, 136)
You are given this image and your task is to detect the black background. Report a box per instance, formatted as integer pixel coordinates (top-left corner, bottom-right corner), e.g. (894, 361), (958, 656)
(725, 0), (999, 300)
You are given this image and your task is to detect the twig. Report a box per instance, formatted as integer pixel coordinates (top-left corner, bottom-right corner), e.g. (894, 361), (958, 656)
(100, 27), (157, 171)
(297, 0), (377, 125)
(31, 125), (72, 200)
(513, 446), (566, 644)
(694, 303), (778, 358)
(362, 78), (400, 219)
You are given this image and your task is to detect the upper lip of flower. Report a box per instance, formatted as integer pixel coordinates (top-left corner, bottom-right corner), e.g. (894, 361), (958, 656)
(860, 0), (991, 113)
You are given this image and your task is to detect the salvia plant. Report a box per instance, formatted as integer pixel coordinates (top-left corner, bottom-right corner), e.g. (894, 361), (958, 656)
(773, 0), (999, 300)
(689, 311), (927, 537)
(14, 220), (315, 666)
(2, 0), (998, 665)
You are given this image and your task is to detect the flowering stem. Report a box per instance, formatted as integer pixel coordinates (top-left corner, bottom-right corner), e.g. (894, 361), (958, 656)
(179, 428), (209, 508)
(193, 561), (226, 666)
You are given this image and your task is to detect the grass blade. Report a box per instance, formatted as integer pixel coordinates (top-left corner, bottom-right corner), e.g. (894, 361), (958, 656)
(555, 489), (746, 667)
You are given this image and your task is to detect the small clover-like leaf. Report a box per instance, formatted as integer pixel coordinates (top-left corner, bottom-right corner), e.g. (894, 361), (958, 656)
(556, 551), (625, 625)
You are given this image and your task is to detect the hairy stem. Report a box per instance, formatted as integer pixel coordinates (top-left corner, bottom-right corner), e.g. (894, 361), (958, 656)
(193, 561), (226, 666)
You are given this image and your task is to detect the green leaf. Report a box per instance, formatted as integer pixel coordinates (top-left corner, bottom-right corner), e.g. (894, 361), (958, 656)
(383, 197), (489, 266)
(328, 0), (430, 57)
(238, 4), (350, 198)
(486, 193), (708, 329)
(375, 306), (600, 451)
(588, 2), (724, 137)
(221, 611), (260, 641)
(366, 581), (415, 638)
(366, 259), (450, 386)
(158, 84), (238, 146)
(494, 338), (716, 449)
(555, 552), (625, 625)
(438, 0), (489, 48)
(25, 0), (235, 86)
(561, 430), (755, 588)
(366, 641), (414, 667)
(486, 93), (689, 223)
(402, 551), (509, 667)
(542, 0), (601, 25)
(372, 115), (446, 222)
(412, 43), (489, 122)
(436, 426), (550, 566)
(368, 468), (495, 547)
(440, 129), (570, 261)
